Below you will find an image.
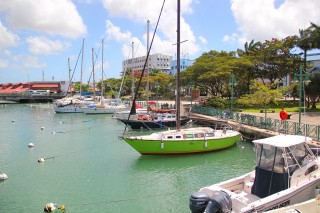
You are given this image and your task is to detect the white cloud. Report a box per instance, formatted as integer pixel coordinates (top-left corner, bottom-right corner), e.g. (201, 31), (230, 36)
(103, 0), (200, 58)
(0, 0), (87, 38)
(226, 0), (320, 46)
(105, 20), (132, 42)
(0, 21), (20, 48)
(24, 56), (46, 68)
(26, 36), (69, 55)
(0, 59), (9, 68)
(198, 36), (207, 45)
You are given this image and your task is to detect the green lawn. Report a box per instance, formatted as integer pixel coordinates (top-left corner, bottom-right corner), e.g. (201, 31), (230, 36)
(232, 99), (320, 113)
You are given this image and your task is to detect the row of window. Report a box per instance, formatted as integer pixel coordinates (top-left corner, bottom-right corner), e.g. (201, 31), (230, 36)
(165, 132), (215, 139)
(171, 65), (189, 69)
(124, 57), (171, 64)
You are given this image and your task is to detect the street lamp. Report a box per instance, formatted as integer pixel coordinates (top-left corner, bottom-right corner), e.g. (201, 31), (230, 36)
(293, 61), (311, 133)
(228, 74), (237, 113)
(189, 80), (194, 107)
(155, 80), (159, 105)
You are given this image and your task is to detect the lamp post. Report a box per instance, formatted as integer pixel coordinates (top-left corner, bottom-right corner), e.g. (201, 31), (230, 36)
(228, 74), (237, 113)
(189, 80), (193, 107)
(293, 61), (311, 133)
(155, 80), (159, 105)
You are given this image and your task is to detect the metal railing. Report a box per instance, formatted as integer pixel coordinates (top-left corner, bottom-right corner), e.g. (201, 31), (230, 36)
(191, 105), (320, 141)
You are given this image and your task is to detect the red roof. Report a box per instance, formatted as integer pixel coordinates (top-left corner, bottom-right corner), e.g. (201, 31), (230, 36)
(31, 84), (59, 88)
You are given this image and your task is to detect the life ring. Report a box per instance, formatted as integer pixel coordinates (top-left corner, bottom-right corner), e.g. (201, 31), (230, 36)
(280, 110), (288, 120)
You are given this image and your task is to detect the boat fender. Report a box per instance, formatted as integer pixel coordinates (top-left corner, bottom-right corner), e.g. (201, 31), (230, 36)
(161, 142), (164, 150)
(204, 141), (207, 148)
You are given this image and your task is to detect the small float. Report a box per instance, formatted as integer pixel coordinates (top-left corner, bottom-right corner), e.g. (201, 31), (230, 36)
(0, 173), (8, 180)
(28, 143), (34, 147)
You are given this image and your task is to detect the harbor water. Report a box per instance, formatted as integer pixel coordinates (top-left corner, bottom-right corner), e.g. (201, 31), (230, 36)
(0, 104), (255, 213)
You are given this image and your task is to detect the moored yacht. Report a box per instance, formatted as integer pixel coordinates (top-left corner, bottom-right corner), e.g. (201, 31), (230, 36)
(189, 134), (320, 213)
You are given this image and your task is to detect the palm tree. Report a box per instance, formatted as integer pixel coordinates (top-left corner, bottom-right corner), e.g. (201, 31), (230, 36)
(237, 39), (260, 56)
(295, 27), (314, 72)
(310, 22), (320, 49)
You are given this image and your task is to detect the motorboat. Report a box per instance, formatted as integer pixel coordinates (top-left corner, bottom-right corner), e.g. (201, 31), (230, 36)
(189, 134), (320, 213)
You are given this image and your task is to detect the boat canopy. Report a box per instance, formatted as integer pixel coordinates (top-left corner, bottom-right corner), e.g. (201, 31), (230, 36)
(253, 135), (312, 148)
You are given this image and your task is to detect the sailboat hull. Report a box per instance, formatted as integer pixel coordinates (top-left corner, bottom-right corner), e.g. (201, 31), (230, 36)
(123, 129), (241, 155)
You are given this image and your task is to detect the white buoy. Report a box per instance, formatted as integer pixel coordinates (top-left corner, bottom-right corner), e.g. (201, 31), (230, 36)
(28, 143), (34, 148)
(0, 173), (8, 180)
(41, 127), (45, 130)
(38, 158), (45, 163)
(44, 203), (56, 212)
(12, 119), (15, 122)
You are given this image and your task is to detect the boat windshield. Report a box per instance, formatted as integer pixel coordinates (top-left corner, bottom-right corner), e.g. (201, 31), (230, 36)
(256, 144), (285, 173)
(255, 143), (315, 173)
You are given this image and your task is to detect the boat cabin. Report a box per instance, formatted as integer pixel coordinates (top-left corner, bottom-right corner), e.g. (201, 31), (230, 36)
(251, 135), (316, 198)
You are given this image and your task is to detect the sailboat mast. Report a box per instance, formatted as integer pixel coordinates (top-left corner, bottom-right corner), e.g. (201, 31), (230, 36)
(80, 38), (84, 97)
(68, 57), (71, 95)
(92, 48), (96, 101)
(176, 0), (181, 130)
(101, 39), (104, 103)
(131, 42), (135, 99)
(146, 20), (150, 113)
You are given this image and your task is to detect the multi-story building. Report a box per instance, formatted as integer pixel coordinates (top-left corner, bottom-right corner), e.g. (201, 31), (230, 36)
(170, 58), (195, 75)
(122, 53), (172, 75)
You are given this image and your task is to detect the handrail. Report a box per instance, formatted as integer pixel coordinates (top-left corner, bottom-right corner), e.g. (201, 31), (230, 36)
(191, 105), (320, 141)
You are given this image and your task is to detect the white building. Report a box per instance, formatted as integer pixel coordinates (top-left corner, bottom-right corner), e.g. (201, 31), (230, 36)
(122, 53), (172, 74)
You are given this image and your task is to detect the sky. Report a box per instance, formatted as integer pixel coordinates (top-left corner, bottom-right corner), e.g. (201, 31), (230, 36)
(0, 0), (319, 84)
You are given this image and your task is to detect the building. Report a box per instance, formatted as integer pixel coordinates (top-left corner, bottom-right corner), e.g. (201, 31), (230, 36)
(0, 81), (63, 94)
(122, 53), (172, 74)
(170, 58), (195, 75)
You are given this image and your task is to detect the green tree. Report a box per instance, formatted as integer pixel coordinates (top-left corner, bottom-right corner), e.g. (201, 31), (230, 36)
(185, 50), (239, 96)
(305, 73), (320, 109)
(252, 37), (296, 85)
(237, 81), (283, 120)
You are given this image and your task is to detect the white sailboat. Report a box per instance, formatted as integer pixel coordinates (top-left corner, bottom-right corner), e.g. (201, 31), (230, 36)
(53, 38), (92, 113)
(189, 134), (320, 212)
(83, 40), (130, 114)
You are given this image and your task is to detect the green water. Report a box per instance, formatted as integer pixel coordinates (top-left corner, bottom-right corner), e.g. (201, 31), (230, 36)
(0, 104), (255, 213)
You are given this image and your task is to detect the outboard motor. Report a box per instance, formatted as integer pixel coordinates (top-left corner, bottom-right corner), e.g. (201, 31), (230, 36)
(189, 192), (210, 213)
(189, 191), (232, 213)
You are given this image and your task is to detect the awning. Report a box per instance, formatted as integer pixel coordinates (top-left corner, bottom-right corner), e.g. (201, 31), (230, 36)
(31, 84), (59, 88)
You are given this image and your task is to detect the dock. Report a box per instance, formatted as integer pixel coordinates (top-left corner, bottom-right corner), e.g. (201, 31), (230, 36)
(0, 93), (65, 103)
(189, 111), (320, 149)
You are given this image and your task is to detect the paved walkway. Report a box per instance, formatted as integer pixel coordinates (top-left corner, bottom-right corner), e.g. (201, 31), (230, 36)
(242, 111), (320, 126)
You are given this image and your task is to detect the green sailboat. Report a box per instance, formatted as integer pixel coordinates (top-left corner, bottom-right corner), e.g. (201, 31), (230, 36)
(121, 0), (241, 155)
